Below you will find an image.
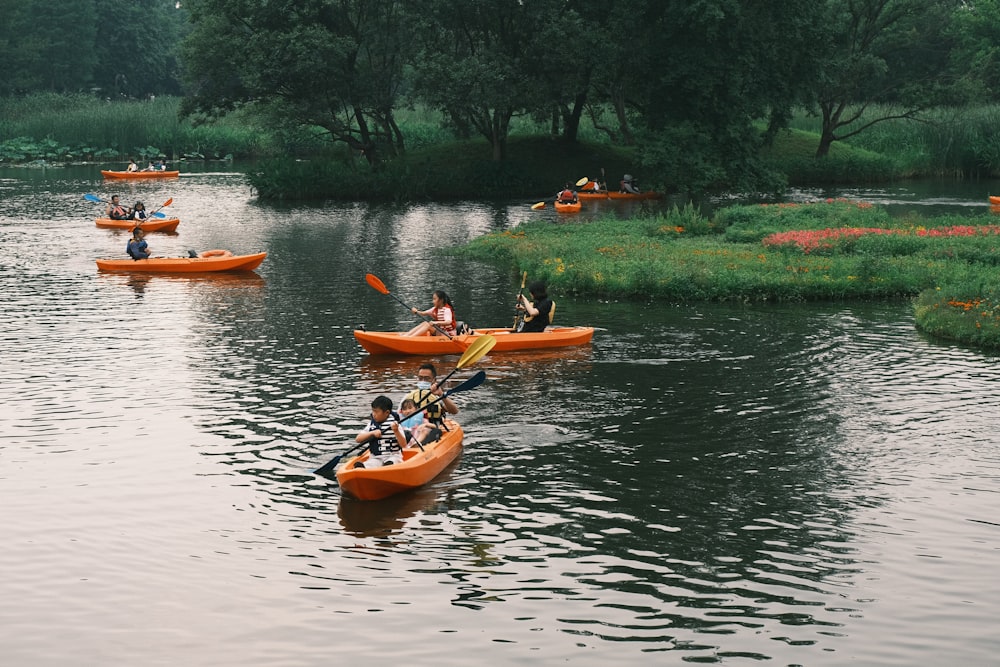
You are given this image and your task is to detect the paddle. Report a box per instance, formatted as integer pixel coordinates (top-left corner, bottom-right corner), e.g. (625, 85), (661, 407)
(434, 334), (496, 388)
(365, 272), (458, 341)
(512, 270), (527, 329)
(575, 176), (589, 187)
(312, 369), (488, 478)
(531, 202), (545, 210)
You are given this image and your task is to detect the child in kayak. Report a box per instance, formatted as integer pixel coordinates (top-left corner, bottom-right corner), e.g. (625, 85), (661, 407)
(403, 290), (457, 337)
(398, 398), (440, 447)
(126, 227), (151, 260)
(353, 395), (406, 469)
(131, 201), (147, 220)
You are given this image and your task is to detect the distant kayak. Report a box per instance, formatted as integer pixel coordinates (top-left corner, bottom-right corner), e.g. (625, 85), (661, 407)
(96, 250), (266, 273)
(101, 170), (179, 179)
(576, 190), (661, 201)
(95, 217), (180, 233)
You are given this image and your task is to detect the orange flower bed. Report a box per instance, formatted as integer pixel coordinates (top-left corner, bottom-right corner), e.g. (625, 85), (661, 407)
(763, 225), (1000, 253)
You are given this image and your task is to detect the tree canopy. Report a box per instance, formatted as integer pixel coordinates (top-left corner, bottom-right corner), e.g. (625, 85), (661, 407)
(2, 0), (995, 193)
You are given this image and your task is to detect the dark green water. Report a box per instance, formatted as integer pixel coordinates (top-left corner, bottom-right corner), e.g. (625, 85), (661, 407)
(1, 165), (998, 665)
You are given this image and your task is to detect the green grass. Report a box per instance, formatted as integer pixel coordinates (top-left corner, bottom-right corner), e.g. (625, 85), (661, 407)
(454, 199), (1000, 348)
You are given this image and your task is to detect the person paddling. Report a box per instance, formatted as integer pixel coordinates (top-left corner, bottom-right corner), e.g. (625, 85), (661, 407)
(106, 195), (132, 220)
(516, 281), (554, 333)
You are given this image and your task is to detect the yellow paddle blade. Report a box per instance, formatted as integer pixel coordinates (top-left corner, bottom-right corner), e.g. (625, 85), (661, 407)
(575, 176), (589, 187)
(456, 334), (496, 368)
(530, 202), (545, 210)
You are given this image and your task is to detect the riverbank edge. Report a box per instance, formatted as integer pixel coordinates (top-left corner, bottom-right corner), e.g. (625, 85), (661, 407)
(452, 201), (1000, 350)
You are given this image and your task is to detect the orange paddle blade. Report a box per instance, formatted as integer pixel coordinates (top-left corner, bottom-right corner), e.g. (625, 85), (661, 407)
(162, 197), (173, 207)
(365, 273), (390, 294)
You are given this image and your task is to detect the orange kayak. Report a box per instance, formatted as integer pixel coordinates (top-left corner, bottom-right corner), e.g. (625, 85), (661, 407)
(336, 421), (464, 500)
(96, 251), (266, 273)
(101, 170), (180, 179)
(989, 195), (1000, 206)
(554, 200), (582, 213)
(354, 326), (594, 355)
(95, 217), (180, 233)
(606, 191), (661, 200)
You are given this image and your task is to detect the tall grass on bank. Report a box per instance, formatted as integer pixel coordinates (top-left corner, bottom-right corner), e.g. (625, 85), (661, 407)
(455, 199), (1000, 347)
(0, 93), (279, 162)
(787, 105), (1000, 178)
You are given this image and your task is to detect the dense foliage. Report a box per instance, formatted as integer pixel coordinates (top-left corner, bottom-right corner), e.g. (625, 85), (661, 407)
(0, 0), (187, 98)
(9, 0), (1000, 197)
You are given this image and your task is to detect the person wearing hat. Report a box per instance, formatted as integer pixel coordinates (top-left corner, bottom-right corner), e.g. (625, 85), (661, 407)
(126, 227), (151, 260)
(620, 174), (640, 194)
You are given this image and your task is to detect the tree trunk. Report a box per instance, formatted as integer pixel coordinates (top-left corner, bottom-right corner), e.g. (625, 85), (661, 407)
(561, 90), (587, 143)
(611, 84), (633, 145)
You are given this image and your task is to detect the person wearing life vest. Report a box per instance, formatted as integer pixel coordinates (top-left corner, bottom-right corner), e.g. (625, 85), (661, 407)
(106, 195), (132, 220)
(556, 183), (579, 204)
(403, 290), (457, 337)
(401, 363), (458, 426)
(516, 281), (554, 333)
(126, 227), (151, 260)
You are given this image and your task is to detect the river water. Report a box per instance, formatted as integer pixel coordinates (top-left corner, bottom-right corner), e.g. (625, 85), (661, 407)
(1, 165), (999, 666)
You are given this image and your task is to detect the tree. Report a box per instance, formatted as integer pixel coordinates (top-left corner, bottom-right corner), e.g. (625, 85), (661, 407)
(811, 0), (962, 157)
(631, 0), (827, 193)
(408, 0), (551, 160)
(180, 0), (408, 166)
(0, 0), (98, 94)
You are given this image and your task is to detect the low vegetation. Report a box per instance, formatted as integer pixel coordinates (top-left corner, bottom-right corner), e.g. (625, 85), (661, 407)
(455, 199), (1000, 349)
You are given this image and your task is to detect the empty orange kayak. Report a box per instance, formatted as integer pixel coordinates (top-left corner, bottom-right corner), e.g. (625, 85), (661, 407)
(335, 421), (464, 500)
(95, 217), (180, 232)
(354, 326), (594, 355)
(101, 170), (180, 179)
(96, 251), (266, 273)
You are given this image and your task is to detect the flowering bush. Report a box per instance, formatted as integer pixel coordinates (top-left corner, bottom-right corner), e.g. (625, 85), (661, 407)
(763, 225), (1000, 253)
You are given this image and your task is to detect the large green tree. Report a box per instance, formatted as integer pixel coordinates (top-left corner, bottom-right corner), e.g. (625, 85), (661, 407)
(631, 0), (827, 193)
(180, 0), (408, 165)
(407, 0), (556, 160)
(811, 0), (962, 157)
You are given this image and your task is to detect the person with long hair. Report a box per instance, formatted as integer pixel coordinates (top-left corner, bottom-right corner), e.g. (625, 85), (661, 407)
(516, 281), (554, 333)
(402, 290), (456, 337)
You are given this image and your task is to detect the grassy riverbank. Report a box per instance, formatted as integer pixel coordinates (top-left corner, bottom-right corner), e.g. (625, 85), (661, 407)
(455, 200), (1000, 349)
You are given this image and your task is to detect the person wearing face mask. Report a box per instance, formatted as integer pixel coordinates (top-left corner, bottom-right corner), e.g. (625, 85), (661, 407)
(401, 363), (459, 426)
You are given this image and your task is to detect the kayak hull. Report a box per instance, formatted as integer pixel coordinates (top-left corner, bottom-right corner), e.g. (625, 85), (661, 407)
(96, 251), (266, 273)
(95, 217), (180, 232)
(607, 190), (661, 200)
(554, 200), (582, 213)
(354, 326), (594, 355)
(101, 170), (180, 179)
(334, 421), (464, 500)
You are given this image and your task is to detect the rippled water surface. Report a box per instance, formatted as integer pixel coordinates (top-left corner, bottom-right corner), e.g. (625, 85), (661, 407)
(2, 166), (999, 665)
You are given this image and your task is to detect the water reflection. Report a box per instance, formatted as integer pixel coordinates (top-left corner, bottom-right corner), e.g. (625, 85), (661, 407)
(2, 167), (999, 666)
